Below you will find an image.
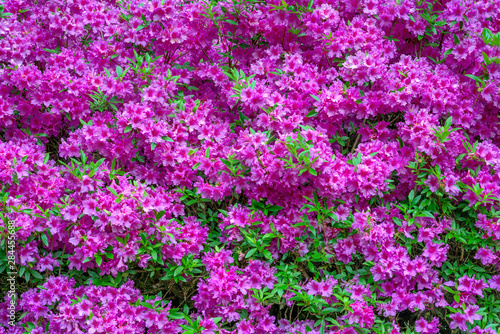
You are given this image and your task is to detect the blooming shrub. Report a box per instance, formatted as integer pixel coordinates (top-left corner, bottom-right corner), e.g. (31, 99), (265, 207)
(0, 0), (500, 333)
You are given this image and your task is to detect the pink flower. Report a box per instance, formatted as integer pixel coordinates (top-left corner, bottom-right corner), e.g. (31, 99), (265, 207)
(347, 301), (375, 328)
(424, 175), (439, 192)
(76, 299), (92, 317)
(474, 247), (498, 266)
(415, 317), (439, 334)
(36, 256), (60, 271)
(489, 275), (500, 291)
(450, 313), (467, 331)
(464, 305), (482, 324)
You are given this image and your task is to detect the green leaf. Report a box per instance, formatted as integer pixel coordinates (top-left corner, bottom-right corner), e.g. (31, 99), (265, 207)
(12, 173), (19, 185)
(41, 233), (49, 247)
(174, 266), (184, 277)
(310, 94), (321, 102)
(30, 269), (43, 280)
(246, 248), (257, 258)
(464, 74), (482, 84)
(162, 136), (174, 142)
(43, 47), (61, 54)
(169, 311), (185, 319)
(107, 186), (119, 197)
(444, 116), (453, 129)
(418, 211), (435, 218)
(444, 48), (454, 56)
(483, 52), (491, 65)
(267, 205), (283, 212)
(95, 254), (103, 266)
(151, 143), (157, 151)
(205, 147), (210, 159)
(306, 110), (318, 117)
(124, 125), (133, 133)
(225, 19), (238, 25)
(262, 249), (272, 260)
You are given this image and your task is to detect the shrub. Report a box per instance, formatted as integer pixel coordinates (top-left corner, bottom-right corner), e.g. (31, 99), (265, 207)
(0, 0), (500, 333)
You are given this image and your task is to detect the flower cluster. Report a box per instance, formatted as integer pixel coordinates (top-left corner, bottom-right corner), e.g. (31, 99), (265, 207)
(0, 0), (499, 333)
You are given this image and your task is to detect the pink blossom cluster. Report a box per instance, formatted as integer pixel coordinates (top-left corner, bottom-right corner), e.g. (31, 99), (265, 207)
(0, 277), (191, 334)
(0, 0), (499, 333)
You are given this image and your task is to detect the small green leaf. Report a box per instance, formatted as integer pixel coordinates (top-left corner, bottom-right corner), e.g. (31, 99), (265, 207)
(464, 74), (482, 83)
(246, 248), (257, 258)
(30, 269), (43, 280)
(310, 94), (321, 102)
(174, 266), (184, 276)
(268, 205), (283, 212)
(483, 52), (491, 65)
(12, 173), (19, 185)
(162, 136), (174, 142)
(444, 48), (454, 56)
(43, 47), (61, 54)
(262, 249), (272, 260)
(40, 233), (49, 247)
(444, 116), (453, 129)
(107, 186), (119, 197)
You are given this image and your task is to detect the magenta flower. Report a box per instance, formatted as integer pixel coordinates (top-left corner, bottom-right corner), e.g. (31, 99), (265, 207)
(450, 313), (468, 331)
(474, 247), (498, 266)
(424, 175), (440, 192)
(489, 275), (500, 291)
(415, 317), (439, 334)
(464, 305), (482, 324)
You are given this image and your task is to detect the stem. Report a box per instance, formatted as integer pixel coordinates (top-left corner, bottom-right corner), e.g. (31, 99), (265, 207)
(58, 242), (67, 276)
(350, 133), (361, 154)
(201, 48), (213, 64)
(350, 119), (366, 154)
(438, 30), (446, 51)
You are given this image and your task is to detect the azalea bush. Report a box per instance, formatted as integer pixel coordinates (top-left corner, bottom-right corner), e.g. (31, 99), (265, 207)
(0, 0), (500, 333)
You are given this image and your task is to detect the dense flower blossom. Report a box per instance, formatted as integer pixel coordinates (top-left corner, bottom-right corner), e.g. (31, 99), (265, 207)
(0, 0), (499, 332)
(415, 317), (440, 334)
